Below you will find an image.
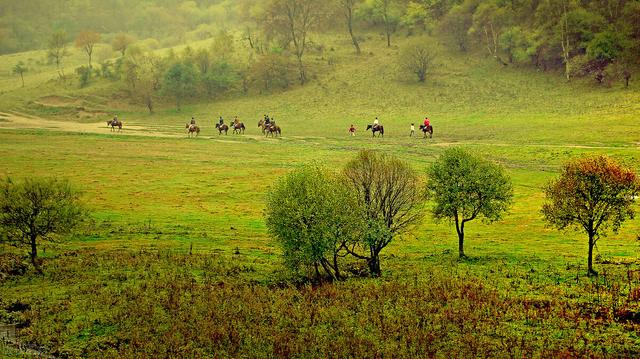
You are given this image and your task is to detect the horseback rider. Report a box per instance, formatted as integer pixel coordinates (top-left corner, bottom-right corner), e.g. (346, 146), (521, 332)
(374, 117), (379, 127)
(265, 115), (271, 126)
(189, 117), (197, 131)
(234, 116), (240, 127)
(112, 114), (118, 125)
(219, 116), (224, 126)
(423, 117), (430, 129)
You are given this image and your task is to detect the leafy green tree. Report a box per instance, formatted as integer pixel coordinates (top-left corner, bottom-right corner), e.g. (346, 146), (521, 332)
(499, 26), (530, 63)
(163, 62), (197, 111)
(47, 30), (69, 79)
(124, 54), (166, 113)
(202, 61), (238, 98)
(12, 62), (27, 87)
(266, 165), (364, 281)
(211, 30), (236, 61)
(344, 150), (425, 276)
(0, 177), (87, 273)
(75, 31), (102, 69)
(400, 38), (436, 82)
(586, 30), (628, 61)
(428, 148), (513, 258)
(542, 155), (639, 276)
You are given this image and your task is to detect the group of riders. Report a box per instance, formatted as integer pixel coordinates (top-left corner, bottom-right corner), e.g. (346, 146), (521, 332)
(349, 116), (433, 138)
(110, 113), (432, 138)
(186, 114), (280, 136)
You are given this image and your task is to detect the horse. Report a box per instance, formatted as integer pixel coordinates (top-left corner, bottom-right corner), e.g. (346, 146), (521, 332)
(231, 122), (245, 134)
(419, 124), (433, 139)
(185, 123), (200, 137)
(258, 119), (267, 134)
(107, 119), (122, 132)
(265, 124), (281, 137)
(366, 124), (384, 137)
(215, 123), (229, 135)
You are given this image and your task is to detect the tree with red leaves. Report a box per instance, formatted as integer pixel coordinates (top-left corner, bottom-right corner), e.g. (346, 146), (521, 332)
(542, 155), (639, 276)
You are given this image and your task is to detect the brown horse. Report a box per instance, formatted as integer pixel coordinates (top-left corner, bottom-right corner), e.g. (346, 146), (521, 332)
(258, 119), (267, 134)
(231, 122), (245, 134)
(366, 124), (384, 137)
(419, 124), (433, 139)
(265, 124), (281, 137)
(107, 119), (122, 132)
(186, 123), (200, 137)
(216, 123), (229, 135)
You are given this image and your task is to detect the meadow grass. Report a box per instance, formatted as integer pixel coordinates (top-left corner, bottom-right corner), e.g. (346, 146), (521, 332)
(0, 32), (639, 356)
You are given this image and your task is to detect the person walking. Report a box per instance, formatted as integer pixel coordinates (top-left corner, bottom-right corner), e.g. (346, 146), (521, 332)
(349, 124), (356, 136)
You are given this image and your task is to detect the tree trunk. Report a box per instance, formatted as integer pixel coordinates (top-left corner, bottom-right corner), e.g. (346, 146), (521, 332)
(347, 10), (360, 55)
(30, 234), (41, 273)
(386, 30), (391, 47)
(455, 215), (466, 258)
(588, 232), (597, 276)
(20, 73), (24, 87)
(297, 56), (306, 85)
(368, 255), (381, 277)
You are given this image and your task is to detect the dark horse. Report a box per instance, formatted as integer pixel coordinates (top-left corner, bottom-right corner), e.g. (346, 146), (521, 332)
(265, 124), (281, 137)
(186, 123), (200, 137)
(419, 124), (434, 139)
(215, 123), (229, 135)
(107, 119), (122, 132)
(366, 124), (384, 137)
(231, 122), (245, 134)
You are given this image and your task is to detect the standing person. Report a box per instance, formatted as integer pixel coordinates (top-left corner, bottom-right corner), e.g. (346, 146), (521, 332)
(410, 123), (415, 137)
(349, 124), (356, 136)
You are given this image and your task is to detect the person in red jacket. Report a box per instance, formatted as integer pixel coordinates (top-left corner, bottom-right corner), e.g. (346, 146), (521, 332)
(423, 117), (430, 128)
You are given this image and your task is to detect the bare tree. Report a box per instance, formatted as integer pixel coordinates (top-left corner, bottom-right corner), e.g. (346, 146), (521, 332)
(340, 0), (361, 55)
(75, 31), (101, 68)
(266, 0), (323, 85)
(344, 150), (425, 276)
(47, 30), (69, 79)
(400, 39), (436, 82)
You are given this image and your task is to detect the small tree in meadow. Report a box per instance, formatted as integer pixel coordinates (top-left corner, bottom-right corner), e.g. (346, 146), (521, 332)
(266, 165), (364, 281)
(0, 177), (87, 273)
(12, 62), (27, 87)
(542, 155), (639, 276)
(344, 150), (425, 276)
(400, 39), (436, 82)
(428, 148), (513, 258)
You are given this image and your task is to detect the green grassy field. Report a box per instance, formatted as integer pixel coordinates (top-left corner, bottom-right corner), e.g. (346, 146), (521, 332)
(1, 32), (640, 357)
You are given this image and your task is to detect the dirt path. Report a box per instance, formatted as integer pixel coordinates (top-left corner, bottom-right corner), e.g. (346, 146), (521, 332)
(0, 111), (636, 150)
(0, 111), (178, 138)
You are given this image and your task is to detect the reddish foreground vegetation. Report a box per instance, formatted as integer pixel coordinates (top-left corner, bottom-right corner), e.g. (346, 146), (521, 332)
(2, 250), (640, 357)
